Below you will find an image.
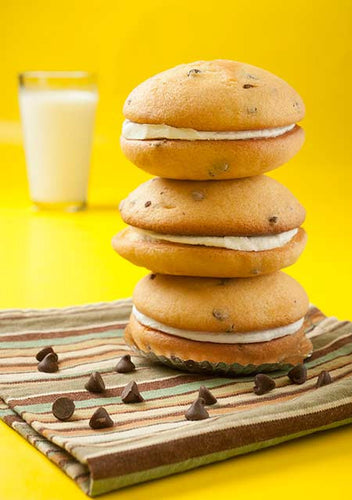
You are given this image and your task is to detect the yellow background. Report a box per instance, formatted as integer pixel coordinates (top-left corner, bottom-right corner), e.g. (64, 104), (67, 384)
(0, 0), (351, 498)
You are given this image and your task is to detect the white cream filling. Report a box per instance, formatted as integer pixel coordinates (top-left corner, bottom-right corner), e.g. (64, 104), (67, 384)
(133, 307), (304, 344)
(134, 227), (298, 252)
(122, 120), (295, 141)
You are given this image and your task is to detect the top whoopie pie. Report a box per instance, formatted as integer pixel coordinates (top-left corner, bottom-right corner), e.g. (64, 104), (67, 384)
(121, 59), (305, 180)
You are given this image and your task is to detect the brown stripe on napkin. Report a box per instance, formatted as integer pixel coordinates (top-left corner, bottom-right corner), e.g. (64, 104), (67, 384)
(0, 300), (351, 497)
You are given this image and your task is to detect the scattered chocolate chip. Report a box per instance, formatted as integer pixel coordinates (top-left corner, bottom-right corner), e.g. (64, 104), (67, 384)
(150, 274), (156, 280)
(85, 372), (105, 393)
(115, 354), (135, 373)
(52, 397), (75, 421)
(316, 370), (332, 388)
(198, 386), (217, 405)
(288, 364), (307, 385)
(127, 99), (132, 105)
(37, 353), (59, 373)
(89, 407), (114, 429)
(191, 191), (205, 201)
(144, 201), (151, 208)
(36, 346), (58, 362)
(253, 374), (276, 395)
(187, 68), (201, 76)
(185, 398), (209, 421)
(243, 84), (255, 89)
(269, 216), (278, 224)
(247, 107), (258, 114)
(293, 101), (300, 109)
(121, 381), (144, 403)
(212, 308), (229, 321)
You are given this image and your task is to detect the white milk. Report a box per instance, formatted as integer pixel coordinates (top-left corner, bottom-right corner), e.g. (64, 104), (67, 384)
(19, 89), (98, 205)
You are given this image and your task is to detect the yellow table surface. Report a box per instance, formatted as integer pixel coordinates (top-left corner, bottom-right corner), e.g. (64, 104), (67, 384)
(0, 142), (351, 499)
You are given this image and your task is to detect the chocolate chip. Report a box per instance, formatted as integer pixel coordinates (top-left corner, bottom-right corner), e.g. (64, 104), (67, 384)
(150, 274), (156, 280)
(288, 364), (307, 385)
(187, 68), (201, 76)
(253, 374), (276, 395)
(37, 353), (59, 373)
(316, 370), (332, 388)
(115, 354), (135, 373)
(52, 397), (75, 421)
(198, 386), (217, 405)
(127, 99), (132, 105)
(89, 407), (114, 429)
(212, 308), (229, 321)
(144, 201), (151, 207)
(269, 216), (278, 224)
(208, 163), (229, 177)
(191, 191), (205, 201)
(185, 398), (209, 421)
(36, 346), (58, 362)
(247, 107), (258, 114)
(121, 381), (144, 403)
(217, 278), (230, 286)
(85, 372), (105, 393)
(243, 84), (255, 89)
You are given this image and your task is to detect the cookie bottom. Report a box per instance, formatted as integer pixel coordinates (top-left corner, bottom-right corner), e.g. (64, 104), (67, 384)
(113, 227), (307, 278)
(120, 126), (304, 180)
(124, 315), (313, 375)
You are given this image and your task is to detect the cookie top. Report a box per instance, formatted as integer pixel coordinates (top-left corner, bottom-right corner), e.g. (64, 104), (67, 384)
(133, 272), (309, 332)
(123, 60), (305, 131)
(119, 176), (305, 236)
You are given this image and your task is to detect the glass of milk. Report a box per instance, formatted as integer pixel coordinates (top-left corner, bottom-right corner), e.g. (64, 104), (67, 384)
(18, 72), (98, 211)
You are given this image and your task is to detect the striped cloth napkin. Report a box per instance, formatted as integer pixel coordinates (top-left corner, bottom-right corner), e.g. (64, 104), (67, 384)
(0, 301), (351, 497)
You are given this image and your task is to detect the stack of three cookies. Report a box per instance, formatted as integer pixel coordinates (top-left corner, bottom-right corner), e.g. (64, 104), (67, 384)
(113, 60), (312, 375)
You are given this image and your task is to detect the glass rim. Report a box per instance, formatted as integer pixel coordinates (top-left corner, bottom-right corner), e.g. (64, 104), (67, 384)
(18, 71), (96, 80)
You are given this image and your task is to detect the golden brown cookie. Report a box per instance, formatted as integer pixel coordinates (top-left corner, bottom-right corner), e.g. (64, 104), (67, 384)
(113, 176), (307, 277)
(112, 226), (306, 278)
(121, 60), (305, 179)
(125, 273), (312, 374)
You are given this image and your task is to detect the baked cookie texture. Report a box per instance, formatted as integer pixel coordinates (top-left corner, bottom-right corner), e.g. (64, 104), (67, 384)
(125, 315), (311, 368)
(118, 176), (306, 236)
(121, 60), (305, 179)
(132, 273), (308, 332)
(120, 126), (304, 180)
(116, 59), (310, 374)
(125, 273), (312, 371)
(113, 176), (307, 277)
(112, 226), (306, 278)
(123, 60), (305, 130)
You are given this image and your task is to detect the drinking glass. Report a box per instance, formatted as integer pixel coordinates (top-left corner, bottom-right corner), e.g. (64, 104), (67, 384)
(18, 71), (98, 211)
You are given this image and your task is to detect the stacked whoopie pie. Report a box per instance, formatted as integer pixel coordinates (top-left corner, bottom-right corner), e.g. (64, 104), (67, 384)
(113, 59), (312, 374)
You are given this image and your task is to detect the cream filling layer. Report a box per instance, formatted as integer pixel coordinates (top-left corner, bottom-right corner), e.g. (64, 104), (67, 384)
(134, 227), (298, 252)
(122, 120), (295, 141)
(133, 307), (304, 344)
